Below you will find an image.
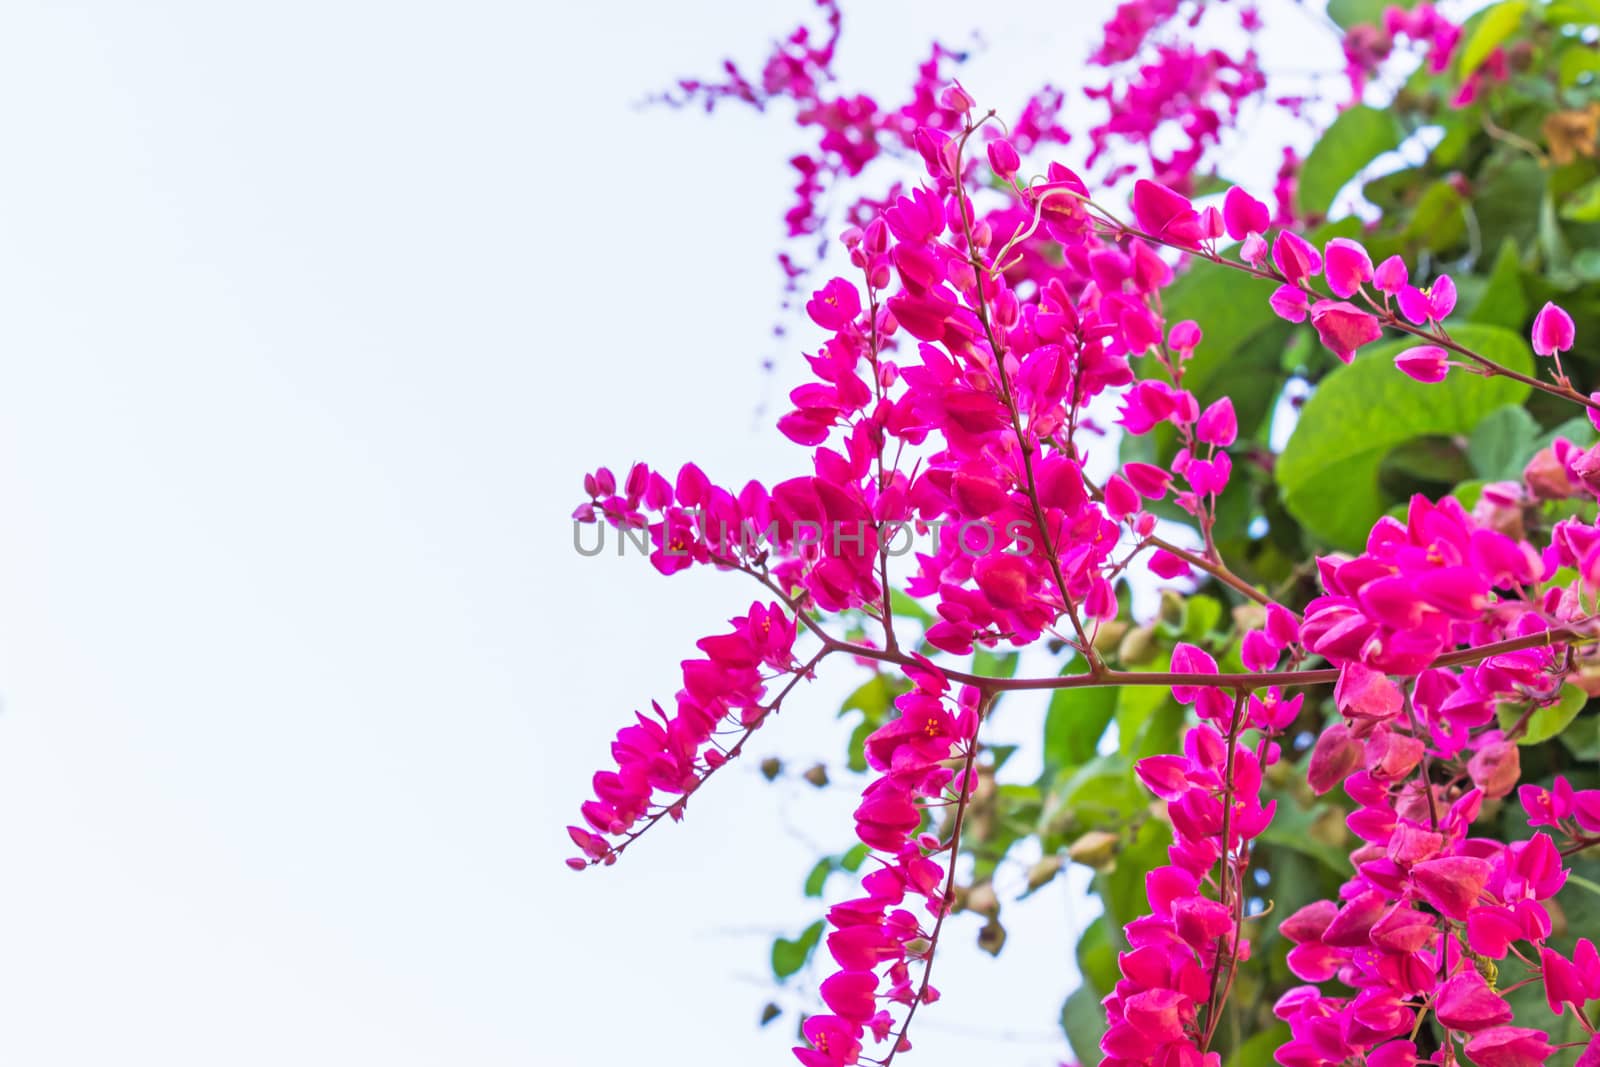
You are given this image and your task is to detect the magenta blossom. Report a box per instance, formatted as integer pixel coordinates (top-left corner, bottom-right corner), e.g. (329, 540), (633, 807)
(1395, 345), (1448, 383)
(1324, 238), (1374, 298)
(1374, 255), (1408, 294)
(1223, 185), (1270, 240)
(1532, 301), (1575, 357)
(1131, 179), (1205, 248)
(1311, 300), (1383, 362)
(1396, 276), (1456, 324)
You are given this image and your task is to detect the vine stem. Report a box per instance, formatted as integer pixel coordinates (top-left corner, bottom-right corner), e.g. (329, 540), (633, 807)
(1147, 534), (1277, 609)
(875, 689), (996, 1067)
(731, 556), (1599, 692)
(1200, 690), (1248, 1050)
(583, 646), (830, 867)
(1561, 835), (1600, 858)
(949, 116), (1105, 675)
(1062, 198), (1600, 415)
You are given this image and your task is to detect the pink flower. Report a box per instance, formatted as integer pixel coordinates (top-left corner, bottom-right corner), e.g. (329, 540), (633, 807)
(1574, 789), (1600, 832)
(1307, 722), (1362, 794)
(938, 81), (974, 114)
(1464, 1027), (1552, 1067)
(1196, 398), (1237, 447)
(1311, 300), (1383, 363)
(1272, 230), (1323, 285)
(1324, 238), (1374, 298)
(795, 1016), (863, 1067)
(986, 138), (1020, 180)
(1434, 970), (1513, 1031)
(1124, 462), (1173, 499)
(1270, 284), (1310, 323)
(808, 277), (863, 330)
(1532, 301), (1575, 357)
(1541, 945), (1594, 1015)
(1374, 255), (1408, 294)
(1223, 186), (1270, 240)
(820, 971), (880, 1024)
(1396, 276), (1456, 324)
(1520, 777), (1574, 828)
(1467, 735), (1520, 798)
(1240, 232), (1267, 266)
(1467, 906), (1524, 959)
(1242, 630), (1279, 672)
(1169, 319), (1202, 354)
(1131, 179), (1205, 249)
(1103, 474), (1140, 519)
(1394, 345), (1448, 383)
(1411, 855), (1491, 919)
(1150, 549), (1191, 579)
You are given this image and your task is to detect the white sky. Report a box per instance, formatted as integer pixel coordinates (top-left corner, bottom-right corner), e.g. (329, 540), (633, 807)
(0, 2), (1344, 1065)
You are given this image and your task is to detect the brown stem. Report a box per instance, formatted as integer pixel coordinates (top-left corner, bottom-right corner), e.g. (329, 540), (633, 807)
(950, 122), (1104, 675)
(877, 689), (995, 1067)
(584, 647), (830, 867)
(1201, 690), (1248, 1050)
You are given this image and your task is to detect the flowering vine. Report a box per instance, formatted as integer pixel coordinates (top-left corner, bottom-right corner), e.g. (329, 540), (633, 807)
(567, 2), (1600, 1065)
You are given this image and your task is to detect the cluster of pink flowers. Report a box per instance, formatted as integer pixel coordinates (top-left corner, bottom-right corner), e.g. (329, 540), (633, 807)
(1278, 747), (1600, 1067)
(797, 664), (982, 1066)
(1084, 1), (1268, 193)
(665, 0), (1068, 279)
(568, 2), (1600, 1062)
(1341, 3), (1462, 101)
(1103, 648), (1303, 1067)
(1270, 482), (1600, 1066)
(572, 88), (1262, 1057)
(565, 597), (800, 868)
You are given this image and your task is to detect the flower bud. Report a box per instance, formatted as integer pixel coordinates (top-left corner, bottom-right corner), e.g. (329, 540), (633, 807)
(986, 138), (1020, 180)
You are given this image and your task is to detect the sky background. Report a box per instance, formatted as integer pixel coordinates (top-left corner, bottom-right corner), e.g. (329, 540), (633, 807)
(0, 2), (1349, 1064)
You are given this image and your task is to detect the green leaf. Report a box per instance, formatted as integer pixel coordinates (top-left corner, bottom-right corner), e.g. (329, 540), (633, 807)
(841, 673), (896, 720)
(1224, 1023), (1292, 1067)
(972, 647), (1019, 679)
(1558, 44), (1600, 88)
(1276, 324), (1535, 549)
(803, 858), (832, 898)
(1467, 404), (1541, 480)
(1476, 158), (1546, 258)
(1532, 415), (1597, 454)
(1327, 0), (1417, 29)
(1546, 0), (1600, 26)
(1116, 679), (1172, 760)
(1560, 715), (1600, 761)
(1152, 261), (1293, 444)
(888, 589), (934, 625)
(1468, 239), (1528, 331)
(1257, 794), (1353, 877)
(846, 717), (872, 774)
(1540, 189), (1572, 273)
(1561, 179), (1600, 223)
(1575, 248), (1600, 283)
(1043, 678), (1118, 774)
(1102, 819), (1172, 930)
(1060, 984), (1107, 1066)
(771, 919), (824, 980)
(1496, 683), (1589, 745)
(1296, 106), (1404, 217)
(1459, 2), (1528, 78)
(1075, 915), (1120, 996)
(1182, 595), (1225, 642)
(1397, 180), (1467, 253)
(1057, 755), (1146, 820)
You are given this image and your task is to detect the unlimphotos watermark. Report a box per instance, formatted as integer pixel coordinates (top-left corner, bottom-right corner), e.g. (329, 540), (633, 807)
(573, 510), (1039, 559)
